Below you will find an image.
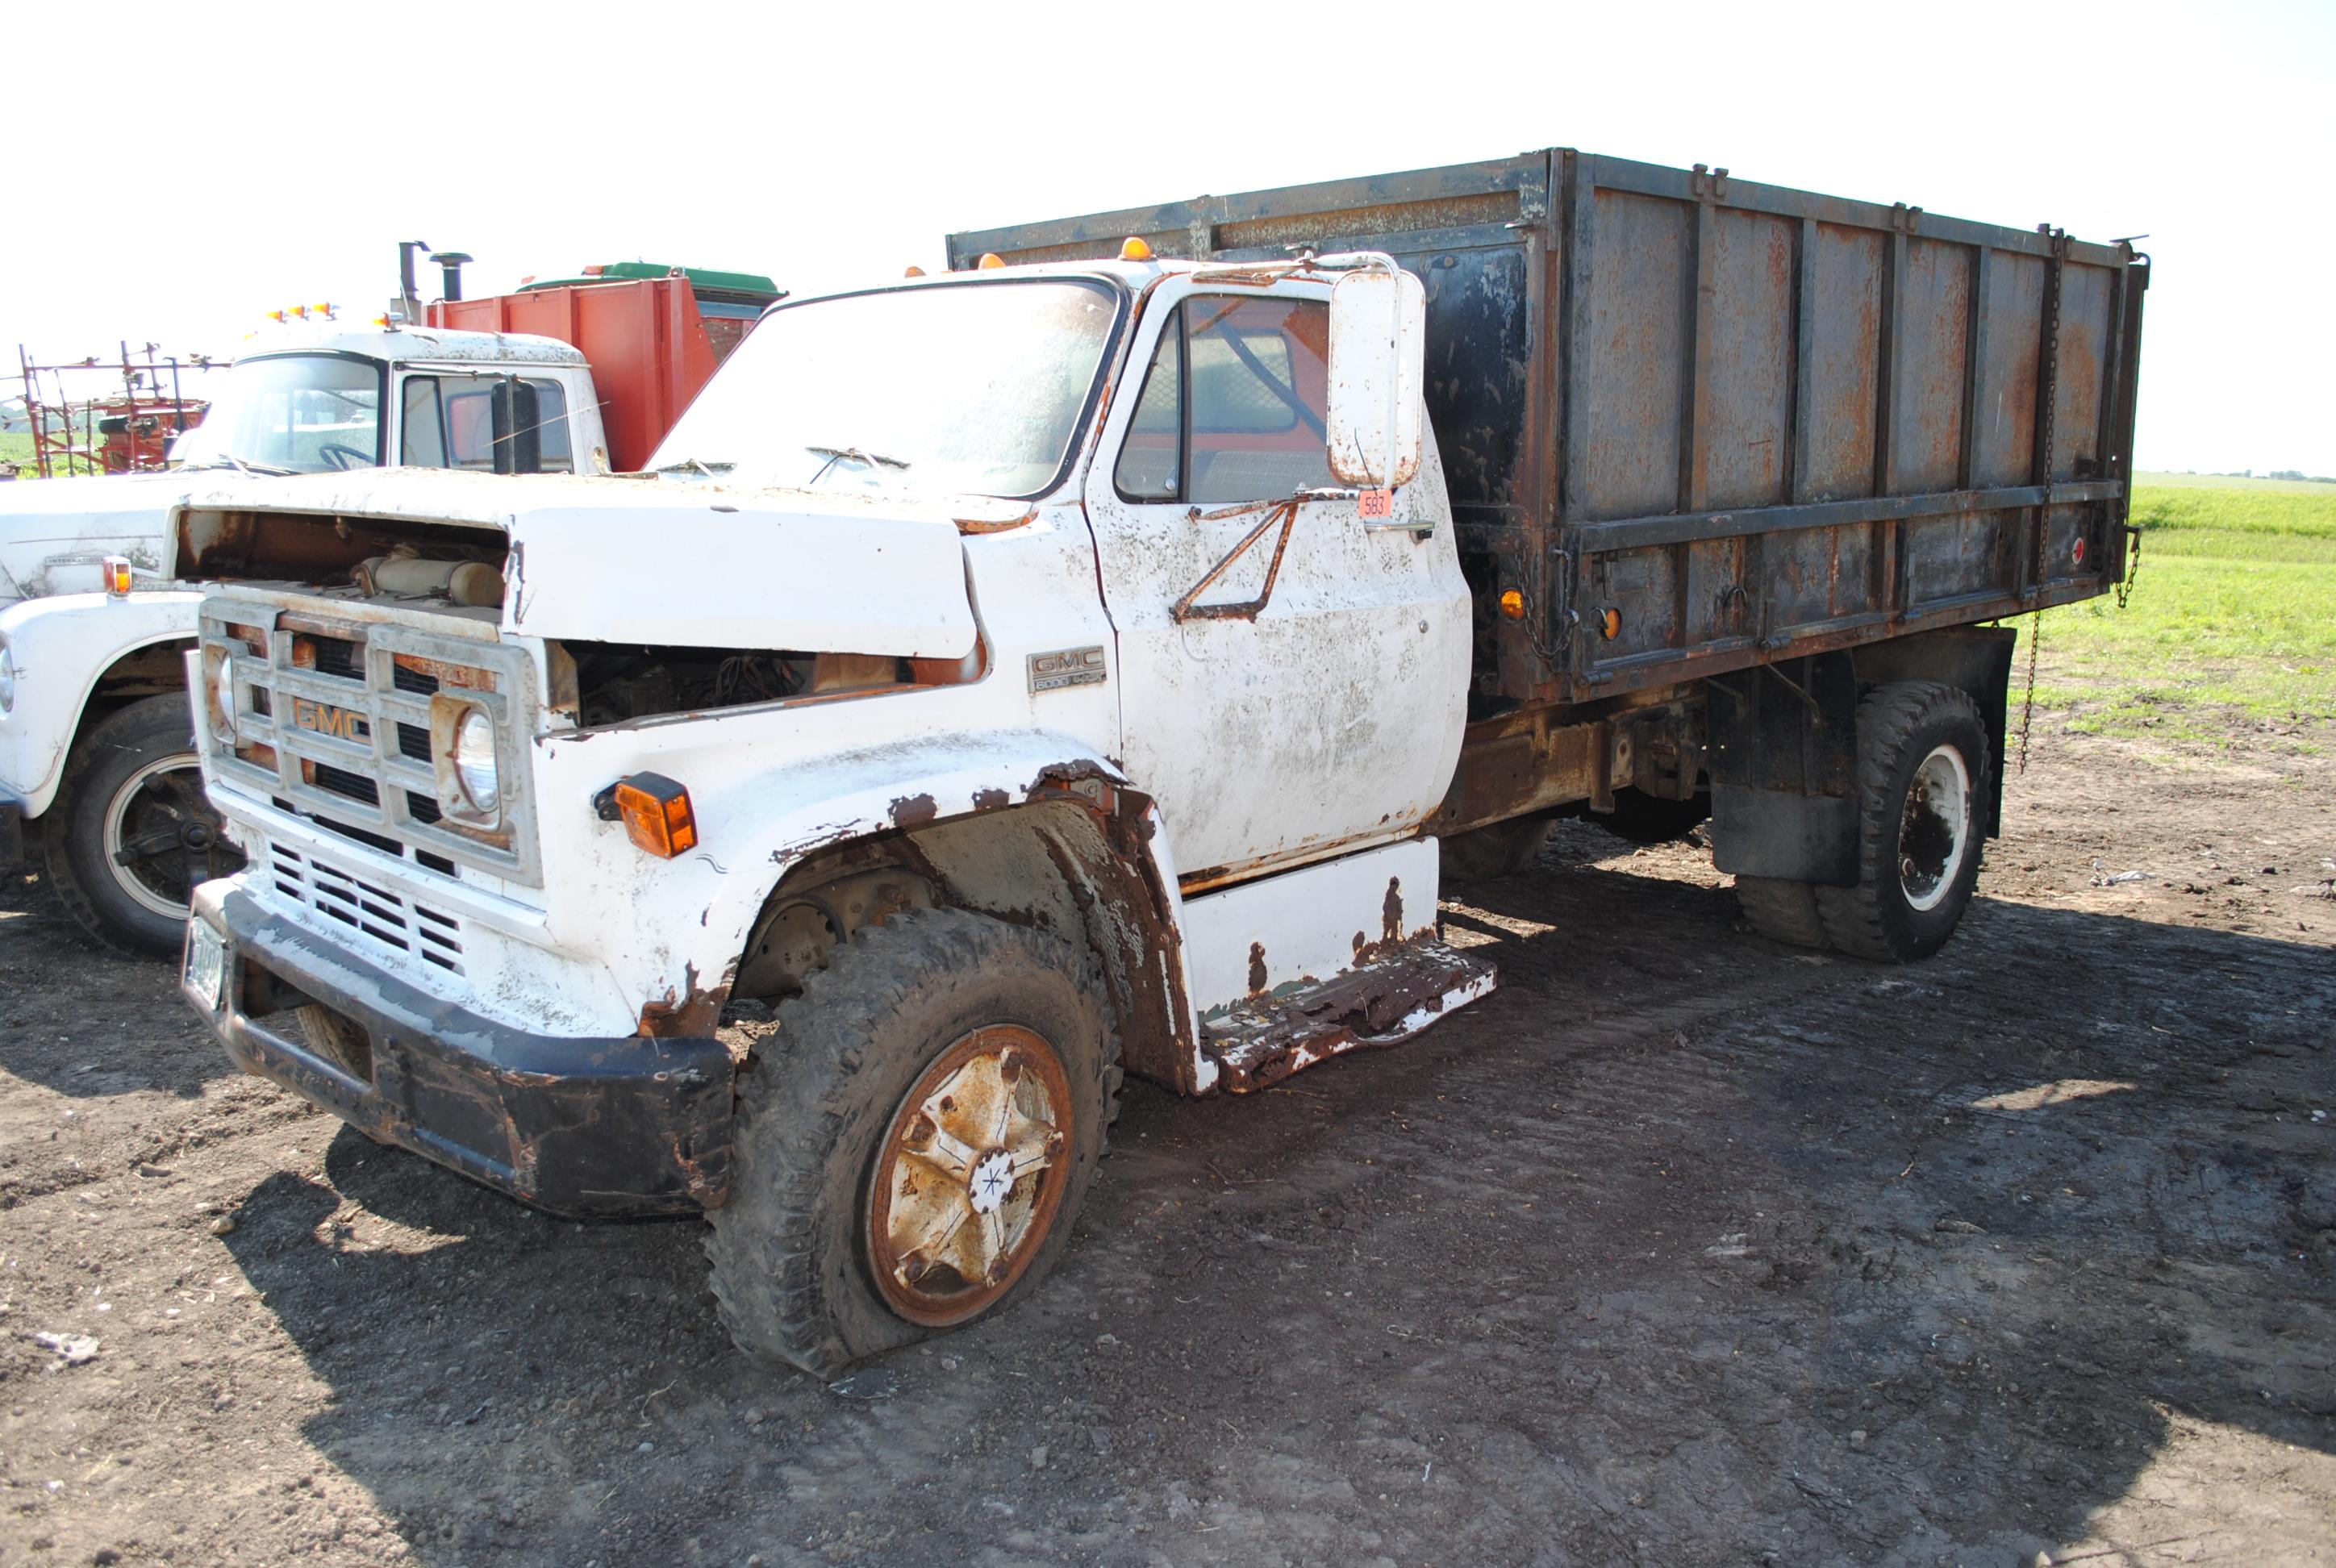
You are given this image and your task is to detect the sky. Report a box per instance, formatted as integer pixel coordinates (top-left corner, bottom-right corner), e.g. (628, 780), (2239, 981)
(6, 0), (2331, 476)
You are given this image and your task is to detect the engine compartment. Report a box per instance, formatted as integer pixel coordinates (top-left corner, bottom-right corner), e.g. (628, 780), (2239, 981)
(180, 506), (987, 728)
(562, 645), (944, 727)
(177, 507), (507, 598)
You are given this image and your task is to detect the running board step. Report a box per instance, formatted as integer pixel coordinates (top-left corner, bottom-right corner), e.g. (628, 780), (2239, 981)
(1199, 936), (1497, 1093)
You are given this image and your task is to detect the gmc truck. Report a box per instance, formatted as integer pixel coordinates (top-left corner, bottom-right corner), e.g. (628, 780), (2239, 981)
(0, 262), (778, 953)
(174, 149), (2146, 1375)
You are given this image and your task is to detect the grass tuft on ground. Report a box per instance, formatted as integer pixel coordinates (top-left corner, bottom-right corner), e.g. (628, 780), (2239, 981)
(2027, 475), (2336, 749)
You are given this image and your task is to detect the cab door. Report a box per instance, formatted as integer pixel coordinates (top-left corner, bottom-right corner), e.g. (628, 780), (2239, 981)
(1082, 277), (1471, 884)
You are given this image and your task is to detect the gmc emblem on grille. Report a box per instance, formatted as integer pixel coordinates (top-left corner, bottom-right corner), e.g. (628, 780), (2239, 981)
(1027, 645), (1107, 694)
(290, 698), (367, 741)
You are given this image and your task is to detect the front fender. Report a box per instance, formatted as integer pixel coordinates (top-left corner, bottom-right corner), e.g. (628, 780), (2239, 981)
(622, 726), (1153, 963)
(0, 590), (203, 816)
(532, 725), (1193, 1049)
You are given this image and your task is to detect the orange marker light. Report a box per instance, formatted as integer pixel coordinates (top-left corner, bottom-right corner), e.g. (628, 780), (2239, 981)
(903, 265), (927, 277)
(1498, 589), (1525, 620)
(102, 556), (132, 597)
(977, 252), (1006, 270)
(1600, 607), (1622, 640)
(613, 773), (698, 858)
(1119, 236), (1153, 261)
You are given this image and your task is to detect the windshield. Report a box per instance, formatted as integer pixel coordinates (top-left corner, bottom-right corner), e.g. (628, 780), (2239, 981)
(174, 354), (384, 473)
(647, 278), (1121, 498)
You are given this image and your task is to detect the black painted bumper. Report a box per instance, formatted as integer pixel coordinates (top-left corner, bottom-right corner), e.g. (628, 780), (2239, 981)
(182, 884), (732, 1218)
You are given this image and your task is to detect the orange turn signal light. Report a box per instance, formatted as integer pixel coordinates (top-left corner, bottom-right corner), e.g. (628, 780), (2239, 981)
(102, 555), (132, 597)
(606, 772), (698, 858)
(903, 265), (927, 277)
(977, 252), (1006, 270)
(1600, 607), (1622, 640)
(1119, 236), (1153, 261)
(1498, 589), (1525, 621)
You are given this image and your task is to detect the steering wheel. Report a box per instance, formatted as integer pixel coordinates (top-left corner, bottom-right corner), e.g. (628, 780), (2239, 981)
(316, 444), (372, 471)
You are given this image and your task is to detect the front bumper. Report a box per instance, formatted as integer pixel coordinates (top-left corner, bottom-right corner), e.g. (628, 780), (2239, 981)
(181, 882), (733, 1218)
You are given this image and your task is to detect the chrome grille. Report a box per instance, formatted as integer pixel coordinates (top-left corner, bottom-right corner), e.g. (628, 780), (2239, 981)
(198, 595), (540, 886)
(269, 840), (465, 974)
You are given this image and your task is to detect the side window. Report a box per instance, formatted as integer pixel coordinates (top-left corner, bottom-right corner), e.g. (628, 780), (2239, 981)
(1112, 307), (1182, 500)
(400, 374), (568, 473)
(444, 383), (499, 470)
(1114, 296), (1333, 506)
(525, 378), (574, 473)
(399, 377), (446, 467)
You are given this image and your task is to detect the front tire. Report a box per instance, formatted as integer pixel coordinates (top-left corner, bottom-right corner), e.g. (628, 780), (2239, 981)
(1814, 682), (1989, 962)
(44, 694), (243, 957)
(706, 907), (1118, 1375)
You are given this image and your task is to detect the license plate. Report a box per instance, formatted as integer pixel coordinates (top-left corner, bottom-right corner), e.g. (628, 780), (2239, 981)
(185, 921), (226, 1009)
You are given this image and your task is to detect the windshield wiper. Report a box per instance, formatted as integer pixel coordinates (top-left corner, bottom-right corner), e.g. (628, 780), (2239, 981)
(653, 456), (735, 479)
(803, 444), (911, 485)
(196, 455), (296, 477)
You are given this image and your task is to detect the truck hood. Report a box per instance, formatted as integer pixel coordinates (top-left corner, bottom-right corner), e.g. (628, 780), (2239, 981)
(177, 469), (1003, 660)
(0, 470), (193, 605)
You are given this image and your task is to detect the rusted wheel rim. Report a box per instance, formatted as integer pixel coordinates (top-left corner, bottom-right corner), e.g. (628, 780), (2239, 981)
(1897, 743), (1972, 913)
(867, 1024), (1074, 1327)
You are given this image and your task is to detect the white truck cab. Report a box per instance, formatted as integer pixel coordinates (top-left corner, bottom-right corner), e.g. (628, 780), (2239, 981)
(0, 322), (606, 953)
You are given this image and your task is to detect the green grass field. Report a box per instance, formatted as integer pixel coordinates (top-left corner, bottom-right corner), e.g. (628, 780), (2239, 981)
(2029, 473), (2336, 748)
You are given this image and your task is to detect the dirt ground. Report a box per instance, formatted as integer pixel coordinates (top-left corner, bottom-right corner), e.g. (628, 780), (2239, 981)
(2, 723), (2330, 1568)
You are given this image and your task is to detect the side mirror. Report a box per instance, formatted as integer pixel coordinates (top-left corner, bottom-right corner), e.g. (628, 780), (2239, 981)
(1324, 264), (1426, 490)
(490, 377), (543, 475)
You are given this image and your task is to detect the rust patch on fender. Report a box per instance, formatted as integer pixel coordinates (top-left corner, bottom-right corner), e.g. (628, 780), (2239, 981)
(890, 792), (940, 828)
(1381, 878), (1404, 945)
(638, 962), (728, 1040)
(971, 786), (1012, 812)
(1248, 942), (1268, 995)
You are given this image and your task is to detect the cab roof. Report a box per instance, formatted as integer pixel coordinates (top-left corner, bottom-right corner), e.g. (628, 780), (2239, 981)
(237, 321), (587, 368)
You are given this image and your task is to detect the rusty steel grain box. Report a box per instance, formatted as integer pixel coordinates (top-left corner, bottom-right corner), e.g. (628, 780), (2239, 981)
(949, 150), (2148, 709)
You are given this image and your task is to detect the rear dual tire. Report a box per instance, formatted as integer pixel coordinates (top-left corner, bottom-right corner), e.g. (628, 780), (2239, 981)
(1734, 681), (1988, 963)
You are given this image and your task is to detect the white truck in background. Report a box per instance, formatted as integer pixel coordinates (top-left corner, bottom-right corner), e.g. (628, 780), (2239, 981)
(0, 323), (604, 953)
(0, 260), (776, 953)
(171, 150), (2144, 1375)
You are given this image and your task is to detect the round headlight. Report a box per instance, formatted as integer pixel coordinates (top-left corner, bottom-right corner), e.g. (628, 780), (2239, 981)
(453, 707), (499, 814)
(0, 640), (15, 715)
(211, 651), (236, 735)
